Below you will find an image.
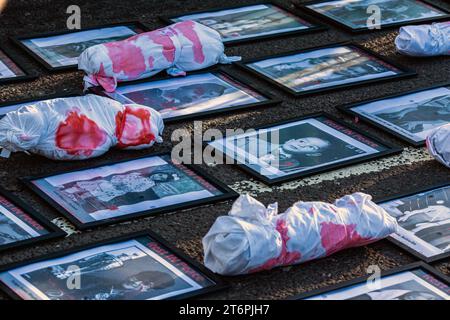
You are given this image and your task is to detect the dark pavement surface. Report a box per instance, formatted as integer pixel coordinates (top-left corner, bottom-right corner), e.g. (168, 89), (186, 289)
(0, 0), (449, 300)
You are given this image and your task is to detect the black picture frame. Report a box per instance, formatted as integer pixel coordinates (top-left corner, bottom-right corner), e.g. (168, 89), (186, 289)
(206, 112), (403, 185)
(21, 152), (239, 230)
(337, 82), (450, 147)
(0, 46), (37, 85)
(375, 182), (450, 263)
(235, 41), (416, 97)
(160, 1), (328, 46)
(0, 230), (228, 300)
(90, 67), (281, 124)
(0, 92), (81, 119)
(297, 0), (450, 33)
(289, 262), (449, 300)
(0, 186), (65, 253)
(11, 21), (149, 72)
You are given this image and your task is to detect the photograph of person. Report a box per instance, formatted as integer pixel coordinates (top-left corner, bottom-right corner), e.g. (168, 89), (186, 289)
(380, 185), (450, 259)
(105, 72), (266, 120)
(246, 45), (400, 93)
(351, 86), (450, 143)
(19, 25), (140, 68)
(29, 155), (225, 224)
(0, 49), (25, 79)
(306, 0), (448, 30)
(0, 195), (48, 247)
(0, 238), (209, 300)
(171, 4), (314, 42)
(209, 116), (385, 180)
(305, 269), (449, 300)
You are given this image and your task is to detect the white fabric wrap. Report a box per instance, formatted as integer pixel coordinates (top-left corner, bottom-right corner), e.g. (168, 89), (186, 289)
(395, 22), (450, 56)
(203, 193), (398, 275)
(78, 20), (241, 92)
(0, 94), (164, 160)
(426, 123), (450, 168)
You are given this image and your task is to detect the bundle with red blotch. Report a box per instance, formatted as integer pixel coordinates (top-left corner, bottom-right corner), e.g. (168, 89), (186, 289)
(78, 20), (241, 92)
(0, 94), (163, 160)
(203, 193), (398, 275)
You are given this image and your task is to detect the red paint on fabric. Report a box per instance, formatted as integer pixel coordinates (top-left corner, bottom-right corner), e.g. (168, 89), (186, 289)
(104, 40), (146, 78)
(173, 21), (205, 64)
(146, 31), (176, 63)
(320, 222), (374, 256)
(115, 106), (155, 148)
(56, 111), (107, 156)
(250, 219), (301, 273)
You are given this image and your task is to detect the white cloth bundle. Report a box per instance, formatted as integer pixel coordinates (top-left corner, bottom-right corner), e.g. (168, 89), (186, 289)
(78, 20), (241, 92)
(203, 193), (397, 275)
(0, 94), (163, 160)
(395, 22), (450, 56)
(426, 123), (450, 168)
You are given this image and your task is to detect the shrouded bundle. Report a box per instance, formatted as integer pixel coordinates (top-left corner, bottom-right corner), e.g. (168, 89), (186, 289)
(427, 123), (450, 168)
(0, 94), (163, 160)
(78, 20), (241, 92)
(203, 193), (398, 275)
(395, 22), (450, 56)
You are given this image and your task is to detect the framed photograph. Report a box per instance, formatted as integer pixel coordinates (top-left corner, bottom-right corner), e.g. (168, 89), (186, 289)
(299, 0), (450, 33)
(0, 186), (65, 253)
(161, 2), (326, 45)
(0, 93), (79, 119)
(0, 230), (226, 300)
(0, 46), (36, 84)
(92, 69), (280, 123)
(338, 83), (450, 146)
(376, 183), (450, 263)
(291, 262), (449, 300)
(22, 153), (238, 230)
(11, 21), (148, 71)
(207, 113), (402, 185)
(236, 42), (415, 97)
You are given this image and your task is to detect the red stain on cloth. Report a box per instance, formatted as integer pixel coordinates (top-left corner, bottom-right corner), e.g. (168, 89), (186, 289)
(104, 39), (146, 78)
(115, 106), (155, 148)
(173, 21), (205, 64)
(320, 222), (374, 256)
(146, 31), (176, 63)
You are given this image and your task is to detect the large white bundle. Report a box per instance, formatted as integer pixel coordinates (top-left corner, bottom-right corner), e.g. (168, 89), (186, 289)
(203, 193), (398, 275)
(426, 123), (450, 168)
(0, 94), (163, 160)
(78, 20), (240, 92)
(395, 22), (450, 56)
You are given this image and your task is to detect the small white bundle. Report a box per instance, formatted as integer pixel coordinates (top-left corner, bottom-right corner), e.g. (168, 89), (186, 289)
(395, 22), (450, 56)
(426, 123), (450, 168)
(0, 94), (163, 160)
(203, 193), (397, 275)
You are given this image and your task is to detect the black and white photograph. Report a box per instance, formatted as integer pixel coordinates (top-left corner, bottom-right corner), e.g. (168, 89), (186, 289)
(294, 263), (449, 300)
(165, 3), (324, 44)
(23, 154), (237, 229)
(0, 232), (223, 300)
(13, 22), (146, 70)
(0, 187), (64, 252)
(302, 0), (450, 32)
(340, 84), (450, 146)
(237, 43), (414, 96)
(208, 114), (401, 184)
(98, 71), (277, 122)
(0, 48), (34, 84)
(378, 183), (450, 262)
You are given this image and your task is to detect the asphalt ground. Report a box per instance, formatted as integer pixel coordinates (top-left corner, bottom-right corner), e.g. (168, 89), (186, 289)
(0, 0), (449, 300)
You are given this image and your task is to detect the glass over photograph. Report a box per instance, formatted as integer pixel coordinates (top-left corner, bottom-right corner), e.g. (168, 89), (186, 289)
(102, 72), (270, 121)
(170, 3), (317, 43)
(26, 154), (229, 227)
(17, 24), (144, 69)
(243, 45), (405, 95)
(208, 115), (393, 183)
(305, 0), (448, 31)
(0, 49), (26, 80)
(348, 85), (450, 144)
(0, 235), (217, 300)
(304, 268), (449, 300)
(380, 184), (450, 260)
